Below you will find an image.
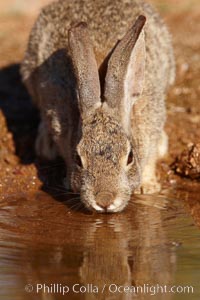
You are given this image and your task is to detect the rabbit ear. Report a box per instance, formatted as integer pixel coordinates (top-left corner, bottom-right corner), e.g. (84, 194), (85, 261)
(104, 15), (146, 132)
(68, 22), (101, 117)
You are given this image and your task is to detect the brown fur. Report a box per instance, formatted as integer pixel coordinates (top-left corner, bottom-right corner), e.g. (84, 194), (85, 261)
(21, 0), (175, 212)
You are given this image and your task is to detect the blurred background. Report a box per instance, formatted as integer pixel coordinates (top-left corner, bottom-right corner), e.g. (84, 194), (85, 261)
(0, 0), (199, 67)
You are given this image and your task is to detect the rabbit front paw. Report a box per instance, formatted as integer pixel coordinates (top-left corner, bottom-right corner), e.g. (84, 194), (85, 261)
(141, 180), (161, 194)
(158, 130), (168, 158)
(134, 180), (161, 194)
(35, 121), (58, 160)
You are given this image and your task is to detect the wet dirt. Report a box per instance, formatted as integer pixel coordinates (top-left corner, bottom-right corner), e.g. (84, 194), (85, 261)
(0, 0), (200, 299)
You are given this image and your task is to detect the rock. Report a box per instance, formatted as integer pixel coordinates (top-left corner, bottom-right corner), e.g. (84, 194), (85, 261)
(172, 143), (200, 180)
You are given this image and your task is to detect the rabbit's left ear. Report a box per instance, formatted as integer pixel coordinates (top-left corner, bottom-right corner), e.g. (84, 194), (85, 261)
(68, 22), (101, 117)
(104, 16), (146, 133)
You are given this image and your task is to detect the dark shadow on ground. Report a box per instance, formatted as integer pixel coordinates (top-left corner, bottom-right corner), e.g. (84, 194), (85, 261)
(0, 63), (39, 164)
(0, 63), (83, 211)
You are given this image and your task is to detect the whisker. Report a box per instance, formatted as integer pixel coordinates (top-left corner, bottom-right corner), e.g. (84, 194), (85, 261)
(44, 185), (79, 195)
(46, 191), (79, 198)
(70, 202), (84, 212)
(35, 161), (66, 170)
(44, 185), (66, 193)
(64, 197), (81, 204)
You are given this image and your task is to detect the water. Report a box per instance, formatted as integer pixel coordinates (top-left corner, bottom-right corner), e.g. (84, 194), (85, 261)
(0, 186), (199, 300)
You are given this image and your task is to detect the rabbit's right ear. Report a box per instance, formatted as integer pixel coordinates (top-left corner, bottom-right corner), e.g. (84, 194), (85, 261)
(103, 16), (146, 133)
(68, 22), (101, 117)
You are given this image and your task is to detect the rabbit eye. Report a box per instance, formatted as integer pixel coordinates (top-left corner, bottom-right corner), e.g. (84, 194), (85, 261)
(127, 149), (134, 165)
(75, 153), (83, 168)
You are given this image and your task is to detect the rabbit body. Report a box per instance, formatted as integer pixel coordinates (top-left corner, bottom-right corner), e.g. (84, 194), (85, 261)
(21, 0), (175, 212)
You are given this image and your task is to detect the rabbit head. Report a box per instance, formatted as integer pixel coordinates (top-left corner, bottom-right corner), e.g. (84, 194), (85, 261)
(68, 16), (146, 213)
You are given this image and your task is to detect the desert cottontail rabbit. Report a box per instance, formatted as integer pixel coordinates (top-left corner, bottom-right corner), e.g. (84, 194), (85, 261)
(21, 0), (175, 212)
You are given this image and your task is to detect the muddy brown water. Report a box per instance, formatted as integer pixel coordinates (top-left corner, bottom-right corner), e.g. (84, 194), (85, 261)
(0, 186), (200, 300)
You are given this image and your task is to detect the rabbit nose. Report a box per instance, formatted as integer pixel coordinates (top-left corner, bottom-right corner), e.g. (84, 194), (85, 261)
(96, 192), (115, 209)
